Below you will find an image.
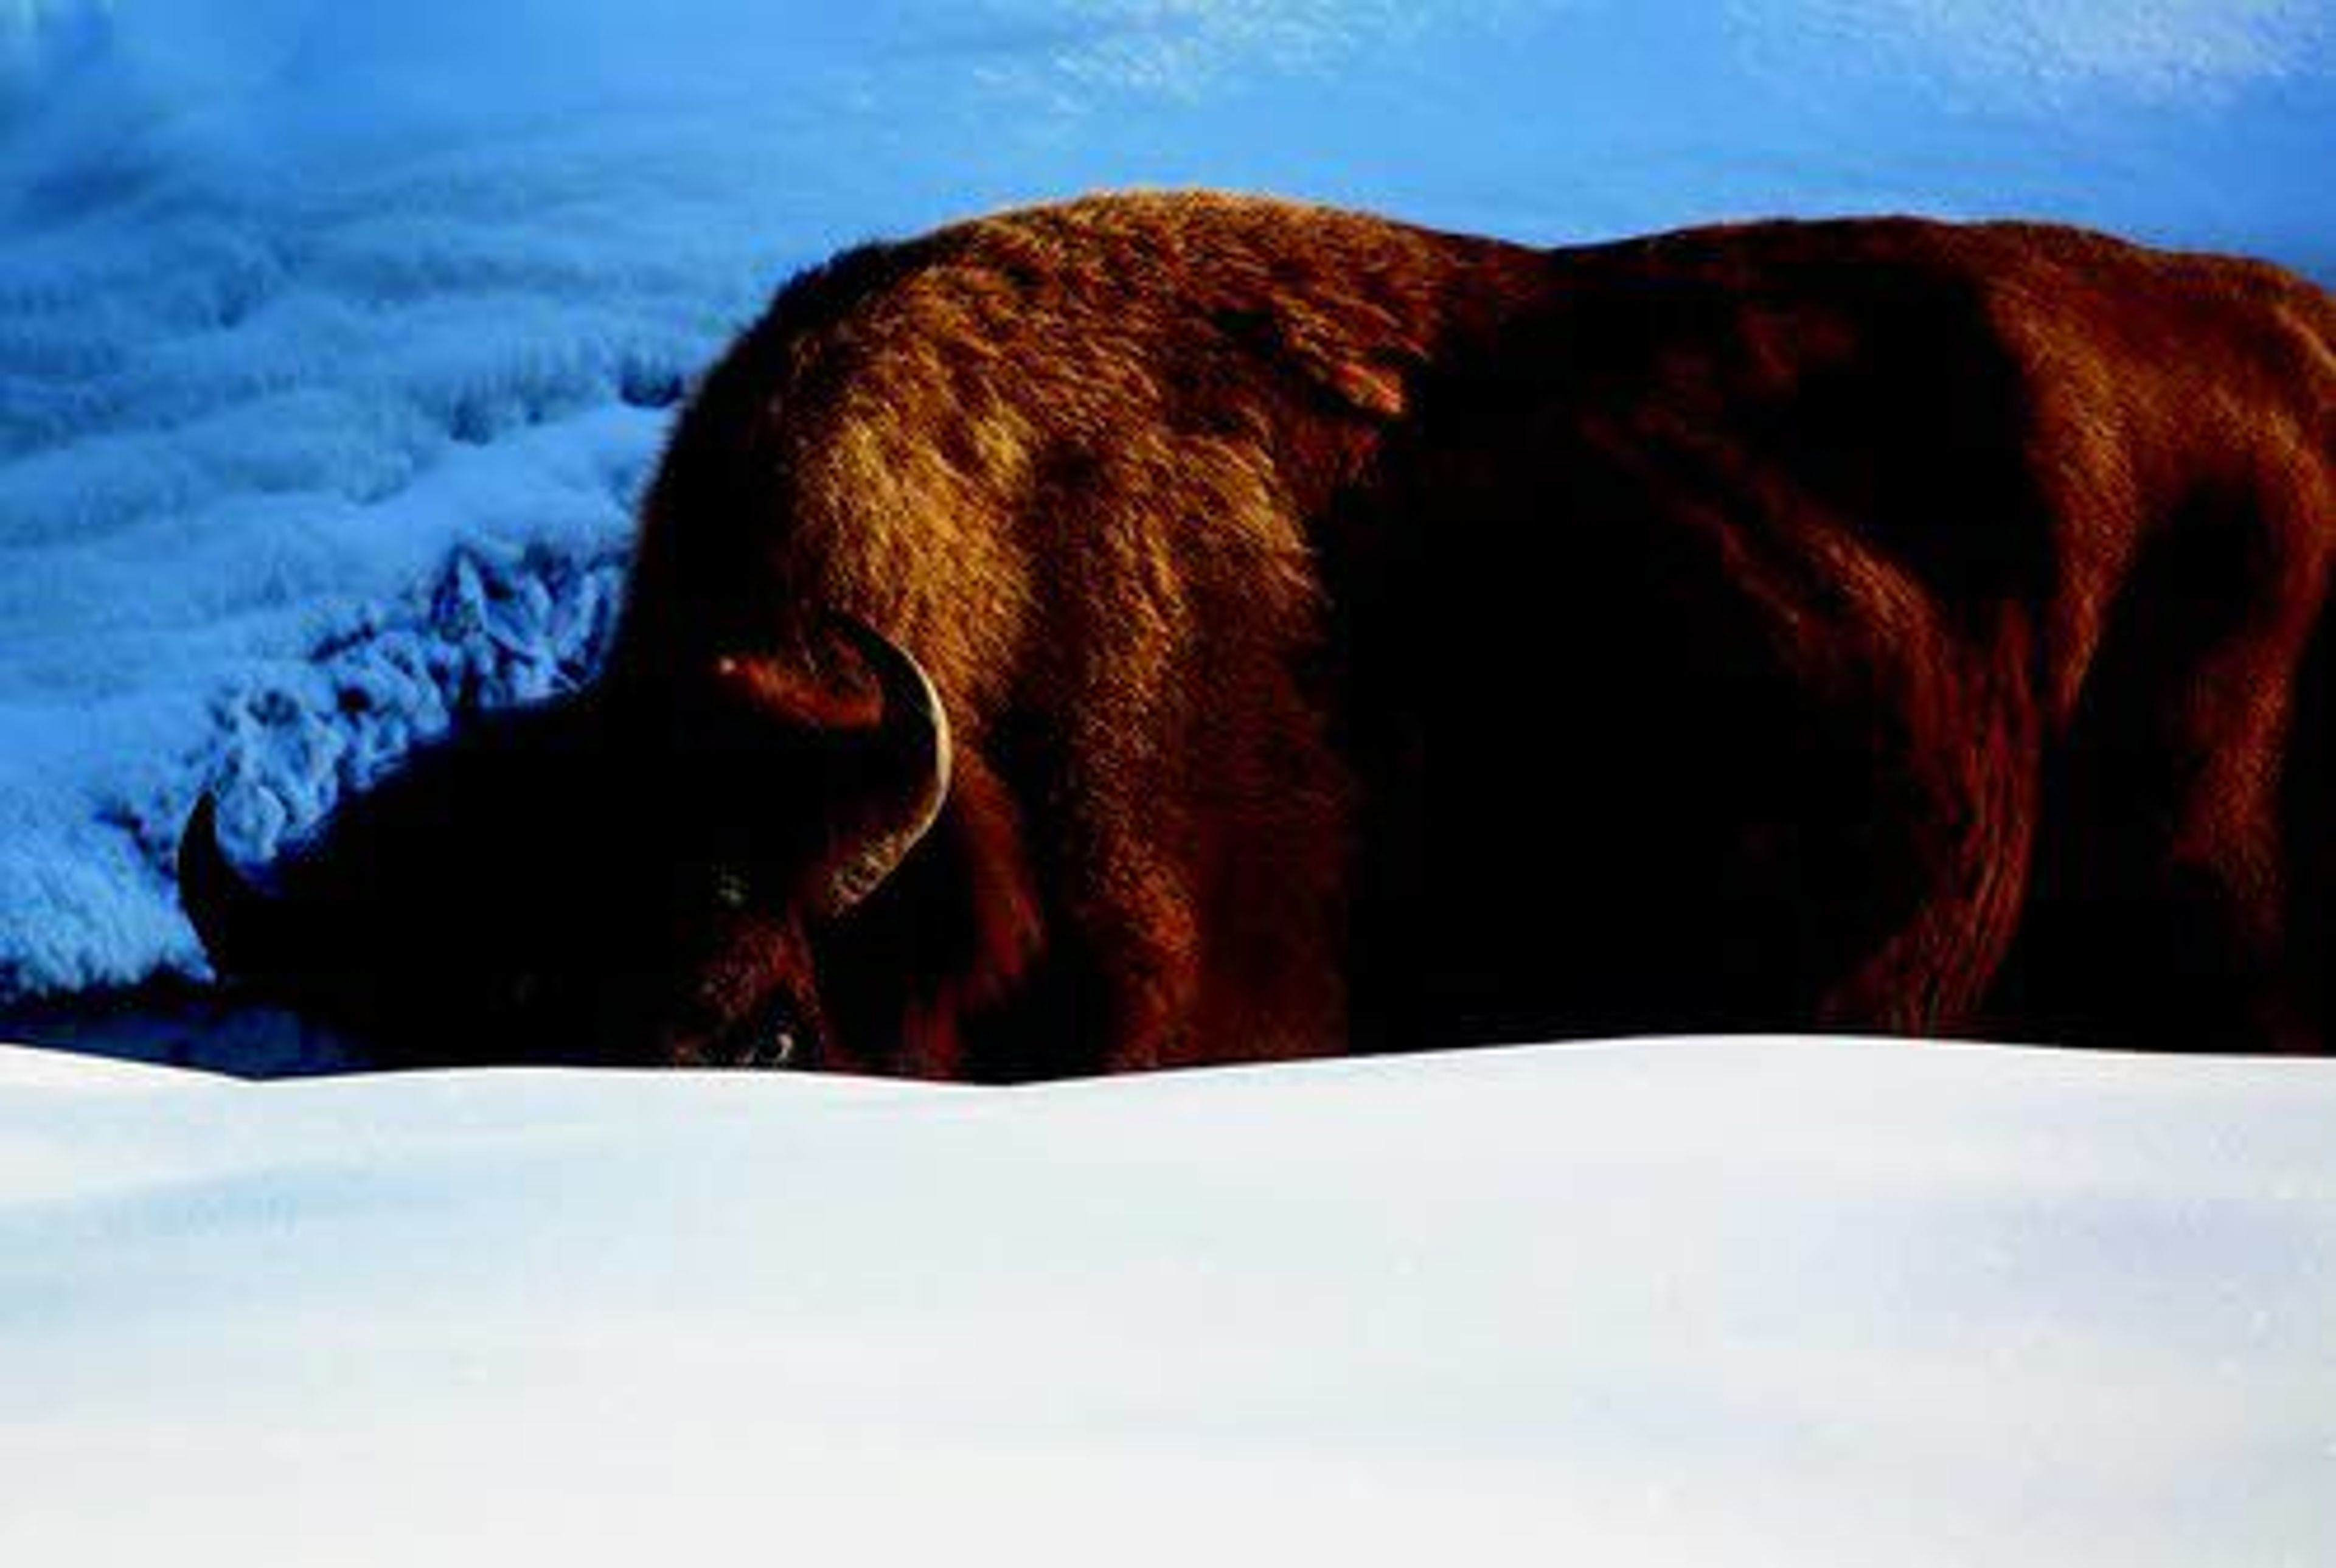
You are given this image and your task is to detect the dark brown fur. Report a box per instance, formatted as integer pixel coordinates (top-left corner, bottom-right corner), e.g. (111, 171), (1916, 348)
(188, 192), (2336, 1075)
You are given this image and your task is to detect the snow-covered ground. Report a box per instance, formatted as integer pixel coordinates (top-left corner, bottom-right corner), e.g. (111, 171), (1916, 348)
(2, 0), (2332, 1005)
(3, 1035), (2332, 1565)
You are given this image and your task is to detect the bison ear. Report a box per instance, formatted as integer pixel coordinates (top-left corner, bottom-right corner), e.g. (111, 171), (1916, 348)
(702, 616), (953, 917)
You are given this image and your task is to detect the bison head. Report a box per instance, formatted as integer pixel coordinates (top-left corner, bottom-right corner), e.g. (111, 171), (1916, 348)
(180, 617), (950, 1070)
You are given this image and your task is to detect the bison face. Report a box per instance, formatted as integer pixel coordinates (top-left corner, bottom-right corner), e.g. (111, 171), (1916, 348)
(180, 619), (950, 1071)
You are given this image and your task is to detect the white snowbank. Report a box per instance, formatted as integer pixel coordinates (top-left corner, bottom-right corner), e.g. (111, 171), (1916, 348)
(1, 1035), (2330, 1564)
(2, 2), (2331, 999)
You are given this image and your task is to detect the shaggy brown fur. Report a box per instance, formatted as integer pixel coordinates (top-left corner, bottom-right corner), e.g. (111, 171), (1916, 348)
(185, 192), (2336, 1075)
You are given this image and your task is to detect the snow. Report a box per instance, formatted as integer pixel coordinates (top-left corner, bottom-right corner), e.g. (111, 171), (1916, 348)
(2, 0), (2332, 1002)
(2, 1035), (2331, 1564)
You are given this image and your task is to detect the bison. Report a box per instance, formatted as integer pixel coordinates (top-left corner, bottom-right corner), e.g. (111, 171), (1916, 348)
(180, 192), (2336, 1077)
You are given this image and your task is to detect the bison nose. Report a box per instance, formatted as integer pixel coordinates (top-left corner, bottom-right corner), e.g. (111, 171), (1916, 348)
(708, 1001), (807, 1071)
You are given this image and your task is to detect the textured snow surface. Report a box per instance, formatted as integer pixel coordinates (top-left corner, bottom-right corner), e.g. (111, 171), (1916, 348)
(1, 1), (2331, 998)
(2, 1035), (2332, 1565)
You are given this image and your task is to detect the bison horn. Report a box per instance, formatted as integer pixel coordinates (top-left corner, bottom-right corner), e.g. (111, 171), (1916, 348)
(178, 793), (290, 980)
(816, 614), (953, 916)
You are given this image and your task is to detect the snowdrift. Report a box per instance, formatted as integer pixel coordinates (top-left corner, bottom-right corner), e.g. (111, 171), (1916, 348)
(2, 1035), (2331, 1564)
